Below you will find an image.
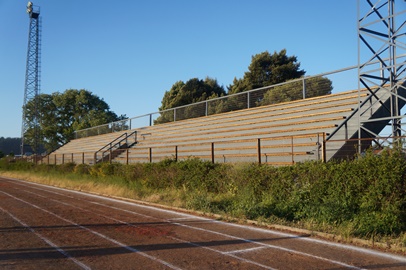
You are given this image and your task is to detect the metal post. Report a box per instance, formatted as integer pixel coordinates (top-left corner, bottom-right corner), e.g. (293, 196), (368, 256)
(211, 142), (215, 163)
(257, 138), (261, 164)
(322, 133), (326, 163)
(175, 146), (178, 161)
(82, 152), (84, 164)
(302, 78), (306, 99)
(149, 148), (152, 163)
(291, 136), (294, 164)
(126, 149), (129, 165)
(247, 92), (250, 109)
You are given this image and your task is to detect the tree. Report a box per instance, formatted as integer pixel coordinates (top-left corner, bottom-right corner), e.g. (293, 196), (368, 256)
(228, 49), (305, 94)
(155, 77), (226, 124)
(259, 76), (333, 106)
(23, 89), (125, 153)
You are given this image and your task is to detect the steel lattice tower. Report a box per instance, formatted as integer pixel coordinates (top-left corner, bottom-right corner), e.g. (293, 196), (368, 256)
(21, 2), (41, 155)
(357, 0), (406, 146)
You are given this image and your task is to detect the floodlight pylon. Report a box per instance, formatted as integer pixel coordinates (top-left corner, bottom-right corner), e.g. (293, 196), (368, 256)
(21, 2), (41, 155)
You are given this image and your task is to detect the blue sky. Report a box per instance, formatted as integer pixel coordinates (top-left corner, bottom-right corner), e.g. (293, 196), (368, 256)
(0, 0), (359, 138)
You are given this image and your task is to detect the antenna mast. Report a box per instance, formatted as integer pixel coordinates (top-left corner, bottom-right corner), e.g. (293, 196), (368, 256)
(21, 1), (41, 155)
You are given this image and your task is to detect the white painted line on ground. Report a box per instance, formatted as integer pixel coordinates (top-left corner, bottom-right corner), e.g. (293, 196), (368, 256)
(0, 190), (183, 270)
(8, 179), (365, 270)
(18, 187), (277, 269)
(6, 177), (406, 265)
(224, 246), (269, 255)
(0, 206), (91, 270)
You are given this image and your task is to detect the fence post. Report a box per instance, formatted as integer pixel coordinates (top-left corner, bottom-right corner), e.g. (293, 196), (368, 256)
(150, 114), (153, 126)
(62, 153), (65, 165)
(54, 154), (57, 165)
(175, 146), (178, 161)
(126, 149), (129, 165)
(302, 77), (306, 99)
(47, 154), (50, 164)
(82, 152), (85, 164)
(149, 148), (152, 163)
(211, 142), (214, 163)
(257, 138), (261, 164)
(247, 92), (250, 109)
(322, 133), (326, 163)
(109, 149), (112, 164)
(291, 136), (294, 164)
(71, 153), (74, 163)
(205, 101), (208, 116)
(94, 152), (97, 165)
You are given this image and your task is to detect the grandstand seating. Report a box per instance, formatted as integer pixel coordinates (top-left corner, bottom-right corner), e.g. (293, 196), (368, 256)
(44, 84), (405, 166)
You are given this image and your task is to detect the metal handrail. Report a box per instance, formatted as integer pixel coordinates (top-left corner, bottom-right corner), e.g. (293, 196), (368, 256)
(94, 131), (137, 163)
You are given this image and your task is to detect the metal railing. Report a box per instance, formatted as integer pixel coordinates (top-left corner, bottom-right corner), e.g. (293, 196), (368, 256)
(39, 135), (406, 166)
(74, 65), (359, 139)
(94, 131), (137, 164)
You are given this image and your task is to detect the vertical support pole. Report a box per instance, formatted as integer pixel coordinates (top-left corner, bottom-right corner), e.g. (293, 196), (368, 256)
(94, 152), (97, 165)
(126, 148), (129, 165)
(247, 92), (250, 109)
(149, 148), (152, 163)
(257, 138), (261, 164)
(291, 136), (294, 164)
(322, 132), (326, 163)
(150, 114), (152, 126)
(71, 153), (74, 163)
(54, 154), (56, 165)
(211, 142), (215, 164)
(302, 77), (306, 99)
(109, 149), (112, 164)
(82, 152), (84, 164)
(62, 153), (65, 165)
(175, 146), (178, 161)
(47, 154), (49, 164)
(205, 101), (208, 116)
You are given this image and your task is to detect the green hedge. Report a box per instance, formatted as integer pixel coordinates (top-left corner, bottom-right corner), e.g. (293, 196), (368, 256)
(1, 149), (405, 239)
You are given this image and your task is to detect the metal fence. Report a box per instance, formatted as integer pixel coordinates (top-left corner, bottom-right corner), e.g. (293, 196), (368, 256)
(74, 65), (359, 139)
(38, 135), (406, 166)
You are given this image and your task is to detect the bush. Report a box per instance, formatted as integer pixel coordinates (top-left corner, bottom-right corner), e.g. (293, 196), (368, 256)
(1, 149), (405, 239)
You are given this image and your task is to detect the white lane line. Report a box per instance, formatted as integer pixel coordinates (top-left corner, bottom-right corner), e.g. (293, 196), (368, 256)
(0, 190), (182, 270)
(0, 206), (91, 270)
(224, 246), (269, 255)
(19, 188), (277, 269)
(9, 181), (365, 270)
(6, 178), (405, 266)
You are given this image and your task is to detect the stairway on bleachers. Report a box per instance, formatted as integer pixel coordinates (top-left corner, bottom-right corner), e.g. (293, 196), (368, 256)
(114, 89), (366, 165)
(45, 83), (406, 166)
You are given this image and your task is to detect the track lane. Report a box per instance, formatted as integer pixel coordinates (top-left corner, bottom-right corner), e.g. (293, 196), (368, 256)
(1, 177), (405, 270)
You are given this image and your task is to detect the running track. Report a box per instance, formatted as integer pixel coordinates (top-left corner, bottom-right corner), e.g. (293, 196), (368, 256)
(0, 176), (405, 269)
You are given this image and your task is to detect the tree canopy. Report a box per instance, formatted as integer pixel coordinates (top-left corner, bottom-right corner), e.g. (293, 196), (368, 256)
(228, 49), (305, 94)
(23, 89), (125, 152)
(155, 77), (225, 123)
(155, 49), (333, 124)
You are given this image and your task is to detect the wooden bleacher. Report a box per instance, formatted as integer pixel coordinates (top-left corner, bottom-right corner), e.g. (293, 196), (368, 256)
(44, 86), (397, 165)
